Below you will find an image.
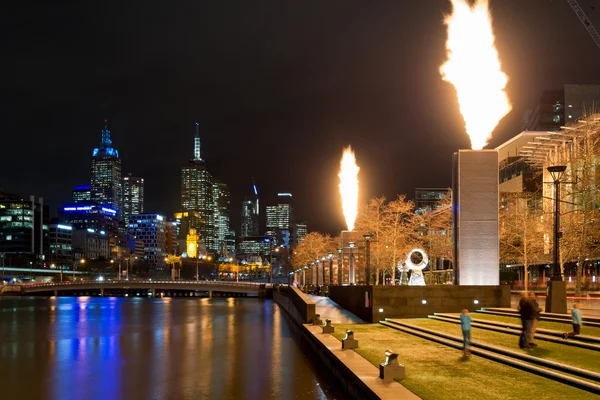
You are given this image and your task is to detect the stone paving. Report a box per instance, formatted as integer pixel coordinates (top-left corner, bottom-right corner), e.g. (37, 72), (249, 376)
(306, 294), (365, 324)
(305, 324), (420, 400)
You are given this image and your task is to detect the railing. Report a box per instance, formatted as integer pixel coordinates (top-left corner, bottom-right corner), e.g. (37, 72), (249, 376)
(20, 280), (272, 289)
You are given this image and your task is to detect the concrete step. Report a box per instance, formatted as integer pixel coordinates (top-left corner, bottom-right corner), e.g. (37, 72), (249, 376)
(380, 319), (600, 395)
(435, 313), (600, 344)
(428, 315), (600, 352)
(481, 307), (600, 325)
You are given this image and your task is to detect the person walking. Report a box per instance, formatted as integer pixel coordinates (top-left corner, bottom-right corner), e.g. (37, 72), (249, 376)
(563, 302), (583, 339)
(518, 292), (533, 349)
(529, 292), (541, 347)
(460, 309), (472, 355)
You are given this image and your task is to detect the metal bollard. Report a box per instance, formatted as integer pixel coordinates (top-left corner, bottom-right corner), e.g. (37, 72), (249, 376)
(322, 319), (334, 334)
(379, 349), (405, 382)
(342, 329), (358, 349)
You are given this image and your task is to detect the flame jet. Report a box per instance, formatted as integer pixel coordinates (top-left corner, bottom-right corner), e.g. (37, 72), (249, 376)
(440, 0), (511, 150)
(338, 146), (359, 232)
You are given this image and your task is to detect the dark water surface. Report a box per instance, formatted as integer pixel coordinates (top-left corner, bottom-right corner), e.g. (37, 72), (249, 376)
(0, 296), (337, 400)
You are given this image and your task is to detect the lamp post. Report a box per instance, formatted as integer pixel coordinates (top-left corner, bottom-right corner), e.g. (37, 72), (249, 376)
(337, 248), (343, 284)
(328, 253), (334, 285)
(76, 258), (85, 280)
(364, 234), (373, 285)
(546, 165), (568, 314)
(348, 242), (356, 284)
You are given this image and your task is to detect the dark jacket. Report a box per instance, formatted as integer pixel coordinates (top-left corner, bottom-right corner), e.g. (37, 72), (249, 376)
(519, 298), (534, 320)
(531, 299), (541, 320)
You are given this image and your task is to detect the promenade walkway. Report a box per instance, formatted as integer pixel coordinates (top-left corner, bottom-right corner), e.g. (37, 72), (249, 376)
(306, 294), (364, 324)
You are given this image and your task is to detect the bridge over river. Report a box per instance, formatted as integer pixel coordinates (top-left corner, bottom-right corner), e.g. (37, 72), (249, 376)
(0, 280), (273, 297)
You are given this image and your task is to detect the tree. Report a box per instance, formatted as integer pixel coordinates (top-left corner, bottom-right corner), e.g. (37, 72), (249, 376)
(291, 232), (336, 270)
(418, 192), (453, 283)
(354, 196), (387, 284)
(382, 195), (421, 284)
(499, 193), (547, 291)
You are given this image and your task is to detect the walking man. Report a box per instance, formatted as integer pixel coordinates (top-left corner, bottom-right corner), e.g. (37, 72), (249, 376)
(518, 292), (533, 349)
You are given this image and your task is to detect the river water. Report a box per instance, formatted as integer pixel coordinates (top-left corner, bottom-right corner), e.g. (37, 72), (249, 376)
(0, 296), (338, 400)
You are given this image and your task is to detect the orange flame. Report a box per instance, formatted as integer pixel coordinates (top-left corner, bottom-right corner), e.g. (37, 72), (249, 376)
(440, 0), (511, 150)
(338, 146), (359, 231)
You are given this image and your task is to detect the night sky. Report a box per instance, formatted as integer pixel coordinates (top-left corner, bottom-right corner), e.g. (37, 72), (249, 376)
(4, 0), (600, 235)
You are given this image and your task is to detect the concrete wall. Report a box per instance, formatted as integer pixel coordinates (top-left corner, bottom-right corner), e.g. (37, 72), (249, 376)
(328, 285), (373, 322)
(276, 285), (316, 323)
(330, 285), (510, 322)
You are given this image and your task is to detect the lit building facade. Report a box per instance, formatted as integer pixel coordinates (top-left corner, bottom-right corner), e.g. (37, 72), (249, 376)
(241, 199), (259, 237)
(59, 202), (120, 238)
(415, 188), (451, 214)
(123, 174), (144, 227)
(181, 123), (216, 253)
(238, 236), (272, 259)
(47, 224), (73, 268)
(0, 192), (49, 257)
(72, 228), (110, 260)
(213, 182), (235, 256)
(292, 222), (308, 245)
(266, 193), (293, 248)
(72, 185), (91, 203)
(91, 120), (122, 215)
(127, 214), (167, 269)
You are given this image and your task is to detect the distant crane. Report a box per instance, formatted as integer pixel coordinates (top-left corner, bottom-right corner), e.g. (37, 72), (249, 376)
(566, 0), (600, 49)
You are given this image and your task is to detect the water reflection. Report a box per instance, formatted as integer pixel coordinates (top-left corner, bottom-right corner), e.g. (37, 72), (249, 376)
(0, 297), (333, 400)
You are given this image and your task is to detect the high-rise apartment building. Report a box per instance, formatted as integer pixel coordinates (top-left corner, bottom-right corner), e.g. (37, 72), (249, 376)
(0, 192), (49, 257)
(72, 185), (91, 203)
(90, 120), (122, 215)
(123, 174), (144, 227)
(127, 214), (167, 269)
(292, 222), (308, 245)
(181, 123), (216, 252)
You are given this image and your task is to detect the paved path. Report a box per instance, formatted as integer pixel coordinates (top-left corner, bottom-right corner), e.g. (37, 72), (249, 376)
(510, 294), (600, 317)
(306, 295), (365, 324)
(305, 324), (420, 399)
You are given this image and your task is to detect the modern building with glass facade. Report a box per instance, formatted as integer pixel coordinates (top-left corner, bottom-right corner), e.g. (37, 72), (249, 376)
(127, 213), (167, 269)
(47, 224), (73, 268)
(415, 188), (451, 214)
(213, 182), (235, 256)
(91, 120), (122, 215)
(123, 173), (144, 227)
(292, 222), (308, 245)
(266, 193), (293, 248)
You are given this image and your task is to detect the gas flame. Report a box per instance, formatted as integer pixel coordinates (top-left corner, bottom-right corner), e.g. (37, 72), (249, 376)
(440, 0), (511, 150)
(338, 146), (359, 231)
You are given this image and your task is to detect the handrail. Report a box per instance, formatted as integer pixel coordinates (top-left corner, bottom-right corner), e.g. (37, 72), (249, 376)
(20, 280), (273, 289)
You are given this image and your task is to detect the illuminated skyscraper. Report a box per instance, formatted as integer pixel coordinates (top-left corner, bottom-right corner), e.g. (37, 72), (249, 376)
(241, 182), (259, 237)
(127, 214), (167, 269)
(213, 182), (235, 255)
(72, 185), (91, 203)
(90, 120), (122, 215)
(123, 174), (144, 226)
(181, 123), (216, 252)
(266, 193), (293, 248)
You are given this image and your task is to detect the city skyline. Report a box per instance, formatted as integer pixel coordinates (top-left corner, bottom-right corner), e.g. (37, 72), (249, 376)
(4, 1), (600, 235)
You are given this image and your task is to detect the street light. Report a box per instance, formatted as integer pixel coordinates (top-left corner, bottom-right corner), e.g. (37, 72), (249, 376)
(76, 258), (85, 280)
(546, 165), (568, 313)
(328, 253), (334, 286)
(364, 234), (373, 285)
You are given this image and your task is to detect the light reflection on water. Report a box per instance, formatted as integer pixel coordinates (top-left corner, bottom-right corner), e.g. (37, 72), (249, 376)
(0, 296), (334, 400)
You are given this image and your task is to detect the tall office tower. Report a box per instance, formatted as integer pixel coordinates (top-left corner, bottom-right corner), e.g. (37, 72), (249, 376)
(240, 183), (259, 237)
(72, 185), (91, 203)
(213, 182), (233, 255)
(266, 193), (293, 248)
(181, 123), (215, 252)
(91, 120), (122, 215)
(292, 222), (308, 245)
(123, 174), (145, 227)
(127, 214), (167, 269)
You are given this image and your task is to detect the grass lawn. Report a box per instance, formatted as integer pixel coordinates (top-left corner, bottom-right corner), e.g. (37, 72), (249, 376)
(398, 318), (600, 375)
(331, 323), (599, 400)
(469, 313), (600, 338)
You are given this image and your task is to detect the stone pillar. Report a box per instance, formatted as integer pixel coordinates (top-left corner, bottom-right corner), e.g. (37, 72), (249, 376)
(208, 290), (212, 298)
(54, 289), (58, 297)
(151, 288), (156, 297)
(100, 288), (104, 296)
